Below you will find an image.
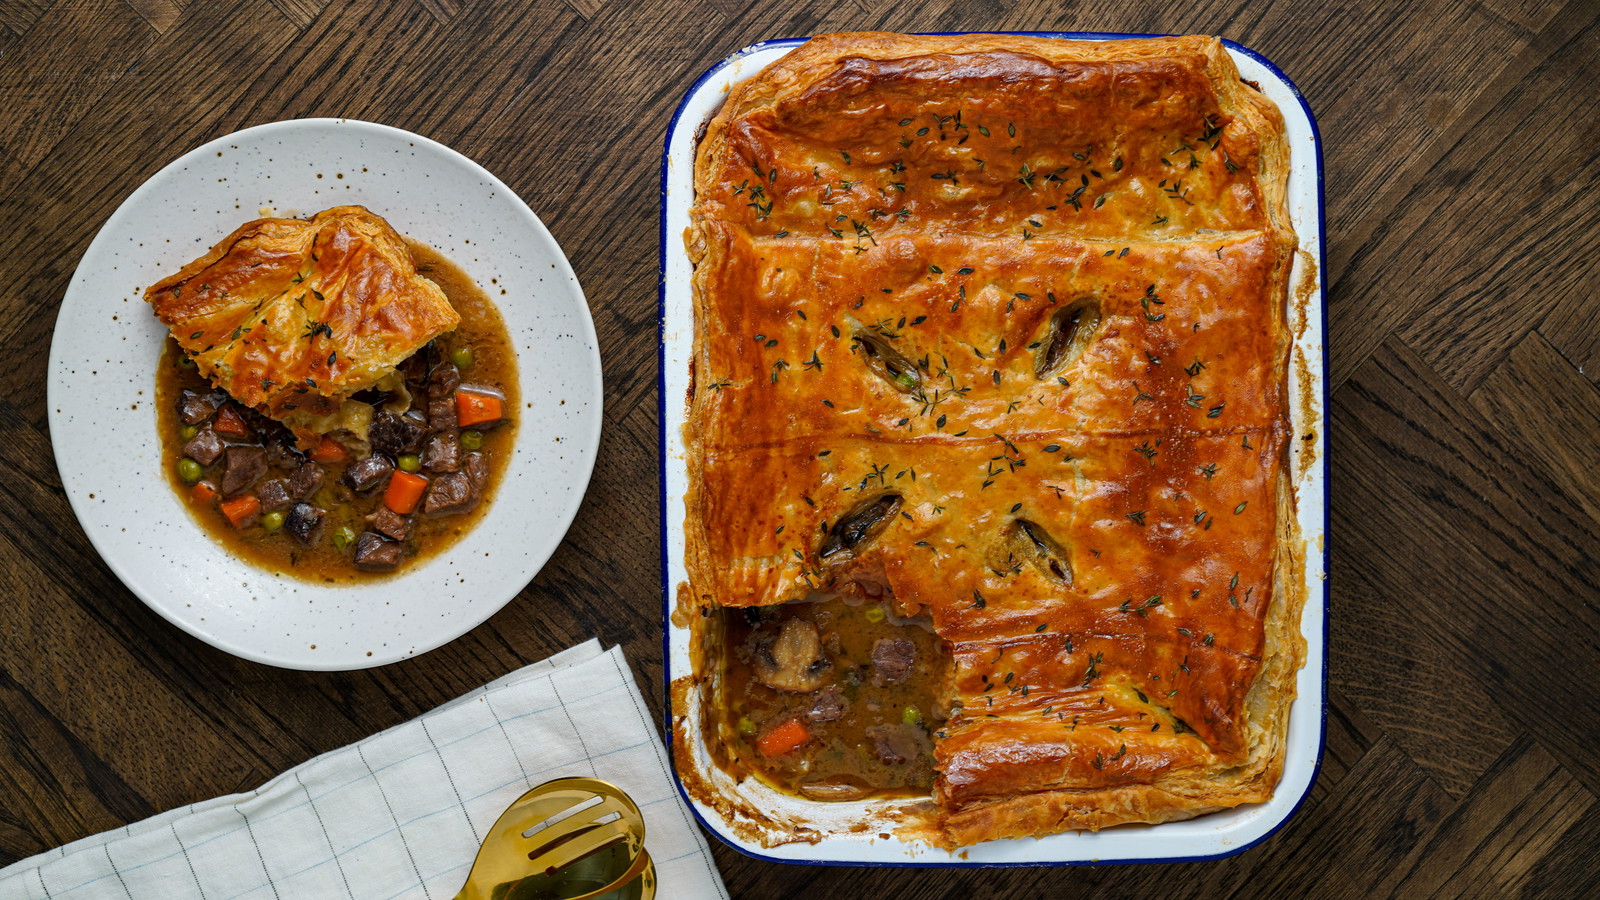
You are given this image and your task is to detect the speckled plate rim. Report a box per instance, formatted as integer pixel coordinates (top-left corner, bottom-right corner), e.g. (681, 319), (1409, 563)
(658, 34), (1328, 866)
(48, 118), (603, 671)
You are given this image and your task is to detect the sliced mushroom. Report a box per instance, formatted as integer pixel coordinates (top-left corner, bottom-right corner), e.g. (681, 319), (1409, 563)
(851, 328), (922, 393)
(819, 493), (903, 564)
(1003, 518), (1073, 585)
(753, 618), (832, 693)
(283, 502), (324, 544)
(1034, 298), (1102, 379)
(798, 782), (871, 801)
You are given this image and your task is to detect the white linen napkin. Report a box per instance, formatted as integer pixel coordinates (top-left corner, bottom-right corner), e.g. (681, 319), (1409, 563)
(0, 641), (727, 900)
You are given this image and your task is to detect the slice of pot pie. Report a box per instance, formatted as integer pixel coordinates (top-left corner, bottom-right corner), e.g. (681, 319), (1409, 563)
(681, 32), (1305, 848)
(146, 205), (459, 447)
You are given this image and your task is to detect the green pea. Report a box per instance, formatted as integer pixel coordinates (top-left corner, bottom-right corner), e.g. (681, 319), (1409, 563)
(460, 430), (483, 450)
(863, 605), (886, 624)
(397, 453), (421, 472)
(451, 346), (474, 369)
(180, 424), (198, 440)
(902, 705), (924, 727)
(261, 510), (285, 533)
(737, 716), (757, 736)
(332, 526), (357, 552)
(177, 458), (203, 483)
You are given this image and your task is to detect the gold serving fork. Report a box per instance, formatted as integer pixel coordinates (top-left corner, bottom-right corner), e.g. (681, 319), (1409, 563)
(453, 777), (656, 900)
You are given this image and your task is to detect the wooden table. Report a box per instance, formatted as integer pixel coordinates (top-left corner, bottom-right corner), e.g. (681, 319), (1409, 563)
(2, 1), (1597, 896)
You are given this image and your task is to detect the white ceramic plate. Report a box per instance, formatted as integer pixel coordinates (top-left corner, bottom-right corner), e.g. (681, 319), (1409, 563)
(49, 118), (603, 671)
(660, 36), (1328, 865)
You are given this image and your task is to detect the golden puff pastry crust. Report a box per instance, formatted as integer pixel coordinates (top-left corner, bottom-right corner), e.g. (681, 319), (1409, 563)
(684, 32), (1304, 848)
(146, 206), (459, 443)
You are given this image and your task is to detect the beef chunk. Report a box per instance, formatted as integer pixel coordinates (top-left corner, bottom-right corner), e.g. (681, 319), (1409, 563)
(264, 431), (303, 469)
(345, 455), (394, 492)
(464, 451), (489, 491)
(864, 723), (931, 766)
(257, 479), (292, 511)
(422, 432), (460, 473)
(220, 446), (268, 497)
(421, 472), (478, 517)
(287, 461), (325, 500)
(177, 389), (219, 425)
(352, 532), (403, 570)
(427, 396), (457, 431)
(807, 686), (847, 723)
(182, 428), (225, 466)
(397, 346), (430, 384)
(369, 412), (426, 457)
(871, 638), (917, 686)
(368, 506), (411, 541)
(284, 502), (323, 543)
(427, 362), (461, 399)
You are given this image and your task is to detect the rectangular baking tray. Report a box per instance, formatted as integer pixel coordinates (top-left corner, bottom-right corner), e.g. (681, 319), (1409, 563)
(658, 32), (1327, 866)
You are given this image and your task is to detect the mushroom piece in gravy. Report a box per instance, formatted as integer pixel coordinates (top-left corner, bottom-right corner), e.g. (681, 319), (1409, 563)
(753, 618), (832, 693)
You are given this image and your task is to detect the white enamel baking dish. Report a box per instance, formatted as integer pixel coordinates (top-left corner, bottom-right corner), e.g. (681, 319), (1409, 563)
(658, 33), (1327, 866)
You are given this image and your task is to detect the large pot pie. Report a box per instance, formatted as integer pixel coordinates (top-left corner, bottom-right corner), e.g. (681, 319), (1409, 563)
(679, 32), (1305, 848)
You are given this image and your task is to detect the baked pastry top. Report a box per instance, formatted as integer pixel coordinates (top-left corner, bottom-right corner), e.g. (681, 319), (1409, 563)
(684, 32), (1302, 847)
(146, 206), (459, 445)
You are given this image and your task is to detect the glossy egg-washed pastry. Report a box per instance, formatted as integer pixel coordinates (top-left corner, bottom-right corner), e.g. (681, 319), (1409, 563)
(146, 206), (460, 447)
(682, 32), (1304, 847)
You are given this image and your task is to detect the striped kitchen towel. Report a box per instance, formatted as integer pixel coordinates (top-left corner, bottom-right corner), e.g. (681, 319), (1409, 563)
(0, 640), (726, 899)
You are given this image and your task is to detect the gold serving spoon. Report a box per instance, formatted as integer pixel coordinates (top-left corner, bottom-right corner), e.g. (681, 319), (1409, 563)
(453, 777), (656, 900)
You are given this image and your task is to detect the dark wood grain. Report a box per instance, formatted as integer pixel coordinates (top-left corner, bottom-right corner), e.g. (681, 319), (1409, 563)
(2, 1), (1598, 897)
(1472, 333), (1600, 526)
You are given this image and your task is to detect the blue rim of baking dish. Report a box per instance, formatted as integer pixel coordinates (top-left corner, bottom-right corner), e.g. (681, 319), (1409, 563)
(657, 31), (1329, 868)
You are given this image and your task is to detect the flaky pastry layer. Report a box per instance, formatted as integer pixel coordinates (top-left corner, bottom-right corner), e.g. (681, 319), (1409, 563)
(146, 205), (459, 444)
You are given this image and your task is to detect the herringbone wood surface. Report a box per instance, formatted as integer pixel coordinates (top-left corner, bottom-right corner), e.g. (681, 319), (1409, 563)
(1, 0), (1597, 897)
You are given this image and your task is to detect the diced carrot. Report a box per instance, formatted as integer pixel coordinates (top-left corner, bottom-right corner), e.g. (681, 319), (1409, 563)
(307, 435), (350, 463)
(190, 480), (219, 506)
(384, 470), (428, 515)
(755, 717), (810, 759)
(213, 403), (251, 439)
(455, 389), (504, 428)
(219, 494), (262, 529)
